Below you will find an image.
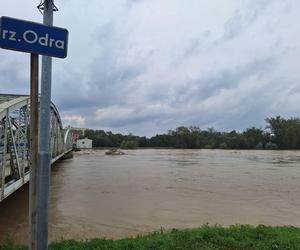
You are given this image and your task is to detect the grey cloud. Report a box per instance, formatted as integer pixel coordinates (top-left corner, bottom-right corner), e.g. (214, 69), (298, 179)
(53, 21), (146, 112)
(216, 0), (273, 45)
(177, 30), (211, 63)
(0, 55), (29, 95)
(1, 1), (300, 136)
(125, 0), (143, 8)
(170, 57), (276, 107)
(82, 57), (276, 133)
(223, 11), (243, 41)
(53, 60), (145, 111)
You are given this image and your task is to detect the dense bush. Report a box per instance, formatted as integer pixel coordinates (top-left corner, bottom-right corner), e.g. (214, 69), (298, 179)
(120, 140), (138, 149)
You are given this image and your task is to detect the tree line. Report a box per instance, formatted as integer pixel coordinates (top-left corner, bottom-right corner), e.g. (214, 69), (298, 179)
(83, 116), (300, 150)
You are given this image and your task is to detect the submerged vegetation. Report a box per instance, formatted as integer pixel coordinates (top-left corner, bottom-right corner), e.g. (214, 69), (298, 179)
(2, 225), (300, 249)
(85, 116), (300, 150)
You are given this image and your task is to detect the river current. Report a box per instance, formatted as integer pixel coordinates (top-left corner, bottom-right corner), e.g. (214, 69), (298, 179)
(1, 149), (300, 243)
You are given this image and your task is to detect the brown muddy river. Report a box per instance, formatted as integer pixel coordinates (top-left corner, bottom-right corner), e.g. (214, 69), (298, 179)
(1, 149), (300, 244)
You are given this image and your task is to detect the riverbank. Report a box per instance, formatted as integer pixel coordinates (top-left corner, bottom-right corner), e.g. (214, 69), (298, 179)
(1, 225), (300, 249)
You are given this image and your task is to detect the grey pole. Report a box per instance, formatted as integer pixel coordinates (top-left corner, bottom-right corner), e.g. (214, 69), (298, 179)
(29, 53), (39, 250)
(36, 0), (54, 249)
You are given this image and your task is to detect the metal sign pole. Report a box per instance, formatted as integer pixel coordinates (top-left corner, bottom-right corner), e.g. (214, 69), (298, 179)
(37, 0), (54, 249)
(0, 5), (67, 249)
(29, 53), (39, 250)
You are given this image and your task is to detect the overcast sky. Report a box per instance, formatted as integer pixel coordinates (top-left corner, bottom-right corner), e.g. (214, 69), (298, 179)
(1, 0), (300, 136)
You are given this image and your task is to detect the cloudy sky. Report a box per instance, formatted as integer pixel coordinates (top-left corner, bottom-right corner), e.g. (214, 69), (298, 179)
(1, 0), (300, 136)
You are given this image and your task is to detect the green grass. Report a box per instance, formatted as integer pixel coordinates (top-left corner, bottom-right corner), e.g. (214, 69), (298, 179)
(1, 225), (300, 250)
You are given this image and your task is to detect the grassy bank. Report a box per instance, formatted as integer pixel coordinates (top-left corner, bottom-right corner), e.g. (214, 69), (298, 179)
(1, 225), (300, 250)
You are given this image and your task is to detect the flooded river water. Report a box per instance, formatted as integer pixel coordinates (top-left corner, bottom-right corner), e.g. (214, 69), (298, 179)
(1, 149), (300, 243)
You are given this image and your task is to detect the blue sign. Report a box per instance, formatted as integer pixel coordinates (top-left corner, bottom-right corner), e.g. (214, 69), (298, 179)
(0, 16), (68, 58)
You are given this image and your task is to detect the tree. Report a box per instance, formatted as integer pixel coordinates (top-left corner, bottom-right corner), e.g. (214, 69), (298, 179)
(120, 140), (138, 149)
(81, 116), (300, 150)
(266, 116), (300, 149)
(243, 127), (266, 149)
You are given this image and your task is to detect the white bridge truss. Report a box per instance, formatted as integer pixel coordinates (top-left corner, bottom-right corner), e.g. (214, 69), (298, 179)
(0, 94), (73, 202)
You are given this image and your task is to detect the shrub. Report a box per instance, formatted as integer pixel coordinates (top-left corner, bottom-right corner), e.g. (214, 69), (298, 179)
(265, 142), (278, 150)
(120, 140), (138, 149)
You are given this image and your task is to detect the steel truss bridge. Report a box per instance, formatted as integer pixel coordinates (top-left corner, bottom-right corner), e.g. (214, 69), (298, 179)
(0, 94), (73, 202)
